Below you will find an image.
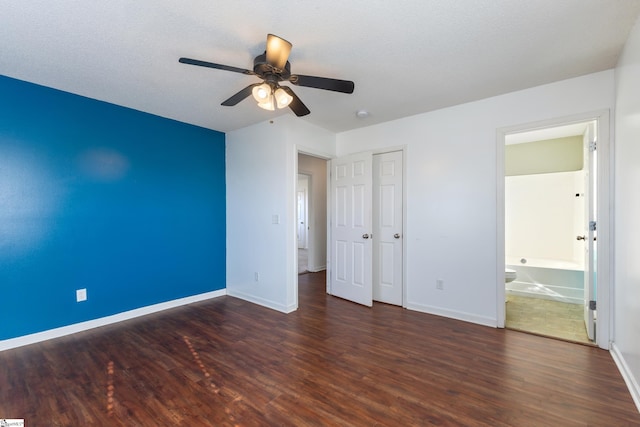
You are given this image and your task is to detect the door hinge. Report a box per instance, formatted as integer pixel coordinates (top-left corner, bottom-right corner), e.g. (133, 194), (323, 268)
(590, 221), (597, 231)
(589, 300), (597, 310)
(589, 141), (597, 152)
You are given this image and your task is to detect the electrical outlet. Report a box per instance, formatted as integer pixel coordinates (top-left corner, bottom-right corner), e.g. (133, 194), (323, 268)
(255, 272), (259, 282)
(76, 288), (87, 302)
(436, 279), (444, 290)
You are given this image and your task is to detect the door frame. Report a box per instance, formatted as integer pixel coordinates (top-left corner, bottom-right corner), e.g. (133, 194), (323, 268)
(496, 110), (612, 349)
(583, 122), (596, 340)
(326, 146), (408, 307)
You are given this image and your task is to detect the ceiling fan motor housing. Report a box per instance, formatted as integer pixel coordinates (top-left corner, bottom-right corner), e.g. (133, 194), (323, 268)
(253, 52), (291, 80)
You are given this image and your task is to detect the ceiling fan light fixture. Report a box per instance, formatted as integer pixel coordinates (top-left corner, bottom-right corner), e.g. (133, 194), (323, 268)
(256, 98), (275, 111)
(252, 83), (272, 102)
(274, 87), (293, 109)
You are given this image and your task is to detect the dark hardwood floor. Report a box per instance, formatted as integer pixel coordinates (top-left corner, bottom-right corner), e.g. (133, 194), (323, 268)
(1, 271), (639, 426)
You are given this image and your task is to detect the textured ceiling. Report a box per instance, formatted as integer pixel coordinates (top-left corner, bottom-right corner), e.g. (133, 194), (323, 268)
(1, 1), (640, 133)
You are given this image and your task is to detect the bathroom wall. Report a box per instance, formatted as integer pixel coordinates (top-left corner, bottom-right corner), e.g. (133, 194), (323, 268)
(505, 136), (585, 267)
(506, 136), (583, 176)
(505, 171), (585, 266)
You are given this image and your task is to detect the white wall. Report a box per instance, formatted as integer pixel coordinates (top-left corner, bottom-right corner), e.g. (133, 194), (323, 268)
(613, 16), (640, 410)
(226, 115), (335, 312)
(298, 153), (328, 272)
(505, 171), (585, 266)
(336, 70), (615, 326)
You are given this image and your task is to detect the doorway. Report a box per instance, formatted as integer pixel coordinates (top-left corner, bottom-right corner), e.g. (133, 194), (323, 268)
(297, 154), (328, 279)
(297, 174), (310, 273)
(497, 111), (610, 349)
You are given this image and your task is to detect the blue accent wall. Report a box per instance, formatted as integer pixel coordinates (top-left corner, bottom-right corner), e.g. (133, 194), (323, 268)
(0, 75), (226, 340)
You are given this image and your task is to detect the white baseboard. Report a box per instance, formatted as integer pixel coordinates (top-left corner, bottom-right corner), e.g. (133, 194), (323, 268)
(307, 265), (326, 273)
(0, 289), (227, 352)
(611, 343), (640, 413)
(226, 288), (296, 313)
(406, 302), (497, 328)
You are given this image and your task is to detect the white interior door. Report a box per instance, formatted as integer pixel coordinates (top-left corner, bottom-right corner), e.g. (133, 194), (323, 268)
(373, 151), (403, 305)
(583, 122), (596, 341)
(297, 175), (308, 249)
(330, 152), (373, 306)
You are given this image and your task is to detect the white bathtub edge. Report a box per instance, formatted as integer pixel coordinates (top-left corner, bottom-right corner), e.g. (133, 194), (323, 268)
(506, 258), (583, 271)
(506, 281), (583, 305)
(611, 342), (640, 413)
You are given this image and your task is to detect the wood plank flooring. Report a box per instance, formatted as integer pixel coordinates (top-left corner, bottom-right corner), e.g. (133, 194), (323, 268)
(1, 271), (638, 426)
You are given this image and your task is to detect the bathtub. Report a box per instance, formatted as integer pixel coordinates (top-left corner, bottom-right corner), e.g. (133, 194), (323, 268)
(505, 257), (584, 305)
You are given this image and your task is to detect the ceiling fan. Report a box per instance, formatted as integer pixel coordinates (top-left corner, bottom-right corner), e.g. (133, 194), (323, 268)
(179, 34), (355, 117)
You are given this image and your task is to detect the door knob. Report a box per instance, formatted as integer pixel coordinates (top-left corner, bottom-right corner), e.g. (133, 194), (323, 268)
(362, 234), (370, 239)
(394, 233), (401, 239)
(576, 236), (586, 241)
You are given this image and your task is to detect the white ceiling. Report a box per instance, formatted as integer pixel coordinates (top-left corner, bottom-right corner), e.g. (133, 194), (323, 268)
(2, 1), (640, 133)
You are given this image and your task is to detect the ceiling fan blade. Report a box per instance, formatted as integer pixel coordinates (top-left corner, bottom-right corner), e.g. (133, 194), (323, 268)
(179, 57), (254, 75)
(281, 86), (310, 117)
(289, 74), (354, 94)
(266, 34), (292, 70)
(221, 83), (261, 106)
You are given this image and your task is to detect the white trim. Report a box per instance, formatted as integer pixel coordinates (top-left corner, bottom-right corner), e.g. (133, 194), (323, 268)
(371, 144), (406, 155)
(307, 265), (326, 273)
(406, 302), (497, 328)
(0, 289), (227, 352)
(326, 159), (332, 294)
(611, 343), (640, 413)
(598, 110), (613, 349)
(227, 288), (297, 313)
(496, 128), (506, 328)
(291, 145), (299, 311)
(402, 146), (408, 309)
(496, 109), (612, 349)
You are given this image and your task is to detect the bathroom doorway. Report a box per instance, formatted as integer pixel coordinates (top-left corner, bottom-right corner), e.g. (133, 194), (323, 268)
(498, 111), (610, 348)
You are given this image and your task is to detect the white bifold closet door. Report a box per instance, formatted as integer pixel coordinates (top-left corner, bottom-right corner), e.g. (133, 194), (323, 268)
(373, 151), (403, 306)
(329, 151), (403, 307)
(329, 152), (373, 306)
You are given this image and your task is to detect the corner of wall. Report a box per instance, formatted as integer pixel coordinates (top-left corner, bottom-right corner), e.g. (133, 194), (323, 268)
(611, 343), (640, 413)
